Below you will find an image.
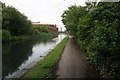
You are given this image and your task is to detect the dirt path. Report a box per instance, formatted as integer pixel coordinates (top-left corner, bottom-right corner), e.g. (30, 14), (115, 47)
(56, 36), (100, 78)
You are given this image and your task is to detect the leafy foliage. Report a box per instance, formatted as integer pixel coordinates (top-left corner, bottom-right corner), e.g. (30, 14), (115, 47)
(61, 5), (87, 36)
(39, 25), (49, 33)
(2, 3), (32, 36)
(62, 2), (120, 78)
(2, 29), (11, 41)
(33, 25), (49, 33)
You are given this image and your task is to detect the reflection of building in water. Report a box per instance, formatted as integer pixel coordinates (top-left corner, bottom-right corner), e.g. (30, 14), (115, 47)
(32, 22), (58, 33)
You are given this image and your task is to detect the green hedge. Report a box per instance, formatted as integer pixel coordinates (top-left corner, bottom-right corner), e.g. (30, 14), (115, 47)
(76, 2), (120, 77)
(62, 2), (120, 78)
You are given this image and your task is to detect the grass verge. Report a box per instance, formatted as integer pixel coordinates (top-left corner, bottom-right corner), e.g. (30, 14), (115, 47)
(9, 33), (58, 41)
(21, 35), (69, 79)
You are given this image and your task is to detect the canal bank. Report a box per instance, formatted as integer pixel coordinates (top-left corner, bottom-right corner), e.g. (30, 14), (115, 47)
(20, 35), (69, 79)
(2, 34), (67, 79)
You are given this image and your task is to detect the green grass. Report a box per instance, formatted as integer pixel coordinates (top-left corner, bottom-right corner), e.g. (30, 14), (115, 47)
(11, 35), (30, 41)
(21, 35), (69, 79)
(10, 33), (58, 41)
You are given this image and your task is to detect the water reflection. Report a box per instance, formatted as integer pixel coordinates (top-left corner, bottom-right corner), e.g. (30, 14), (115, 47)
(2, 40), (33, 78)
(2, 34), (66, 78)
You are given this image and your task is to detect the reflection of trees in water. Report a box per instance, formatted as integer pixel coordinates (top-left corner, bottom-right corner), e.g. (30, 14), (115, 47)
(2, 35), (57, 78)
(2, 40), (33, 77)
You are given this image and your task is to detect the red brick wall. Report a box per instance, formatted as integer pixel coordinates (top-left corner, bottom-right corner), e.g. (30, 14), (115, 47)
(36, 24), (58, 33)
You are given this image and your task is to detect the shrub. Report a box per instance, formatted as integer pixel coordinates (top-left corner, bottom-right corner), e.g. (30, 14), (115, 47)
(87, 19), (120, 77)
(32, 25), (49, 33)
(2, 3), (32, 36)
(62, 2), (120, 78)
(77, 3), (120, 77)
(40, 25), (49, 33)
(2, 30), (11, 41)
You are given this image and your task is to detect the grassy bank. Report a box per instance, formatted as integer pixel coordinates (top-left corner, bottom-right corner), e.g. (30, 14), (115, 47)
(2, 33), (58, 42)
(21, 35), (69, 79)
(11, 33), (58, 41)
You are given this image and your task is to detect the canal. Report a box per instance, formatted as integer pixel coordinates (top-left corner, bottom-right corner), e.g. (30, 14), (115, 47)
(2, 34), (66, 78)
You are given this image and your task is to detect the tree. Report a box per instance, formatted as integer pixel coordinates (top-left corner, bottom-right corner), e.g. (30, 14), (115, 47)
(78, 2), (120, 77)
(85, 0), (98, 11)
(32, 25), (49, 33)
(40, 25), (49, 33)
(2, 3), (32, 36)
(61, 5), (87, 36)
(62, 1), (120, 77)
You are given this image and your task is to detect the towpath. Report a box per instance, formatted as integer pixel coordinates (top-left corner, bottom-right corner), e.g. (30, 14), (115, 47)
(56, 36), (100, 78)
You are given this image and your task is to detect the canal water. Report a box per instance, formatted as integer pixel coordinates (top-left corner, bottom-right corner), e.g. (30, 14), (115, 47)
(2, 34), (66, 78)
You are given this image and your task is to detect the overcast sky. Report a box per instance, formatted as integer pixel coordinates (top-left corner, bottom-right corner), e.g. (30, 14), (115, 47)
(1, 0), (88, 31)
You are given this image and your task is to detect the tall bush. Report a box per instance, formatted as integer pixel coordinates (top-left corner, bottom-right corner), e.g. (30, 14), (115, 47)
(2, 30), (11, 41)
(62, 2), (120, 77)
(2, 3), (32, 36)
(32, 25), (49, 33)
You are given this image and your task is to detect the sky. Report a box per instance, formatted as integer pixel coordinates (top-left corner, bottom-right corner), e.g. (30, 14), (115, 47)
(1, 0), (88, 31)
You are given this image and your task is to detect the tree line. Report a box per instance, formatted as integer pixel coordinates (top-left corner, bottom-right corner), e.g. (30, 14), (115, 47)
(0, 2), (49, 41)
(62, 0), (120, 78)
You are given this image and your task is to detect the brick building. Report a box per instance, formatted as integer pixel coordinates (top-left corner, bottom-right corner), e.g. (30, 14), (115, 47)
(32, 22), (58, 33)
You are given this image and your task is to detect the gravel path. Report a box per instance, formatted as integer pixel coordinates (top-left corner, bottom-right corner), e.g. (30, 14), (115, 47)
(56, 36), (100, 78)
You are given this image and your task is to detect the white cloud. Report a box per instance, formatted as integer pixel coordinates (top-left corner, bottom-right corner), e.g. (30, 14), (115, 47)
(1, 0), (87, 31)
